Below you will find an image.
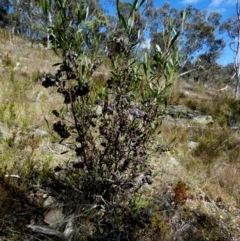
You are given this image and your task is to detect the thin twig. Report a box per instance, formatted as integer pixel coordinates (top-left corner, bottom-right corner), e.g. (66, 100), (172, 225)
(4, 174), (21, 179)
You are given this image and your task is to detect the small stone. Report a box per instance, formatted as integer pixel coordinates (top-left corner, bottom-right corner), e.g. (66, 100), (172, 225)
(169, 157), (180, 167)
(188, 141), (199, 149)
(43, 194), (48, 199)
(43, 196), (55, 207)
(95, 105), (103, 116)
(44, 207), (64, 226)
(193, 115), (214, 125)
(33, 128), (48, 136)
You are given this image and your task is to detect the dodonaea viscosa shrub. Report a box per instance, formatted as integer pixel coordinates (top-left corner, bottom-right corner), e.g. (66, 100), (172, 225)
(39, 0), (179, 239)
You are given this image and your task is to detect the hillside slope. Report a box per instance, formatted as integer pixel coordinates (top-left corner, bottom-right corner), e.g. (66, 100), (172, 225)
(0, 29), (240, 240)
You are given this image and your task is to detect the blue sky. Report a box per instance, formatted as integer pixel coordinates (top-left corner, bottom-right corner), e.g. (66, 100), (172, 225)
(169, 0), (236, 18)
(154, 0), (237, 65)
(104, 0), (237, 65)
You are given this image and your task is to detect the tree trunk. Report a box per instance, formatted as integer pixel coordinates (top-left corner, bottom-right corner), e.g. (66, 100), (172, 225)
(234, 1), (240, 99)
(235, 67), (240, 99)
(46, 11), (53, 49)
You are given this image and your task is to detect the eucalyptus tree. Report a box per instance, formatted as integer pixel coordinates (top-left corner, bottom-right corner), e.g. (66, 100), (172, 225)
(147, 3), (225, 82)
(2, 0), (44, 39)
(37, 0), (108, 48)
(220, 1), (240, 99)
(0, 0), (10, 27)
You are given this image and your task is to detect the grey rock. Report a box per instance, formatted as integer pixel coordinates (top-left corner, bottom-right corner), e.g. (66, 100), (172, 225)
(188, 141), (199, 149)
(168, 105), (202, 119)
(0, 128), (10, 139)
(169, 157), (180, 167)
(33, 128), (48, 136)
(43, 196), (56, 207)
(95, 105), (103, 116)
(193, 115), (214, 125)
(44, 206), (64, 226)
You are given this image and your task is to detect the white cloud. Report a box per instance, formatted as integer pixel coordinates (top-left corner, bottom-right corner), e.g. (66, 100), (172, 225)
(180, 0), (235, 7)
(226, 0), (237, 5)
(208, 7), (226, 13)
(181, 0), (201, 4)
(209, 0), (235, 7)
(209, 0), (223, 7)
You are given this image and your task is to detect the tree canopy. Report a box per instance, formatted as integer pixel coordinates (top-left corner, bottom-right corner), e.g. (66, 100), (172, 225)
(1, 0), (239, 94)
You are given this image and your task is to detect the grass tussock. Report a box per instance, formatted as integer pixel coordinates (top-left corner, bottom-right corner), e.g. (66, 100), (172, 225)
(191, 125), (240, 164)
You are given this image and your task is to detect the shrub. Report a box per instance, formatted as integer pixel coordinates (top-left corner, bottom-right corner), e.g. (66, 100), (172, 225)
(29, 0), (180, 239)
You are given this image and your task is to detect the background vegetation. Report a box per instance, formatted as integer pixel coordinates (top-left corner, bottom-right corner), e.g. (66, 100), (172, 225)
(1, 0), (239, 94)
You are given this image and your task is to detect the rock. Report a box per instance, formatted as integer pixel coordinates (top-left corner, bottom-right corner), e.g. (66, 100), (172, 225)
(44, 207), (64, 226)
(43, 196), (56, 207)
(193, 115), (214, 125)
(33, 128), (48, 137)
(37, 43), (44, 49)
(229, 120), (240, 131)
(168, 105), (191, 118)
(95, 105), (103, 116)
(188, 141), (199, 149)
(43, 194), (48, 199)
(168, 105), (202, 119)
(168, 157), (181, 168)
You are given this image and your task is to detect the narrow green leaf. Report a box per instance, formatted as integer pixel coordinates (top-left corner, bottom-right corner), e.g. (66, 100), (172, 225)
(142, 63), (147, 76)
(169, 136), (176, 145)
(85, 7), (89, 20)
(44, 116), (50, 130)
(170, 32), (180, 48)
(153, 54), (161, 63)
(128, 60), (137, 67)
(137, 29), (141, 39)
(117, 0), (128, 31)
(119, 14), (128, 31)
(139, 0), (146, 7)
(156, 44), (161, 53)
(40, 0), (48, 15)
(181, 8), (186, 20)
(52, 62), (62, 66)
(110, 71), (119, 78)
(128, 17), (133, 28)
(77, 9), (82, 25)
(82, 65), (85, 75)
(130, 0), (138, 16)
(116, 0), (121, 18)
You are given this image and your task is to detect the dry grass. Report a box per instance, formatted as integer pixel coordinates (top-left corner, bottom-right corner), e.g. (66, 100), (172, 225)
(1, 28), (240, 240)
(214, 164), (240, 205)
(158, 78), (240, 239)
(0, 28), (65, 171)
(167, 81), (240, 200)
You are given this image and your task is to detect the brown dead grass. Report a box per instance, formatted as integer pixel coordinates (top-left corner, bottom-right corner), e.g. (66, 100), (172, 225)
(0, 28), (240, 240)
(161, 78), (240, 211)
